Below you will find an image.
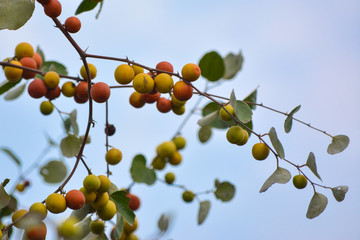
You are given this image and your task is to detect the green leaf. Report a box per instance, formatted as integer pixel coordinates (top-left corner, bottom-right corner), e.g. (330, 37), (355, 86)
(41, 61), (68, 75)
(4, 83), (26, 101)
(0, 80), (20, 95)
(214, 181), (235, 202)
(0, 195), (17, 218)
(130, 154), (156, 185)
(108, 182), (119, 196)
(306, 192), (328, 219)
(331, 186), (348, 202)
(202, 102), (228, 129)
(268, 127), (285, 159)
(36, 46), (45, 63)
(223, 51), (244, 79)
(110, 191), (135, 225)
(0, 148), (21, 167)
(284, 105), (301, 133)
(235, 100), (252, 123)
(0, 180), (11, 209)
(243, 88), (257, 110)
(70, 110), (79, 136)
(39, 160), (67, 184)
(70, 204), (92, 222)
(306, 152), (321, 181)
(198, 51), (225, 82)
(230, 89), (237, 110)
(75, 0), (98, 15)
(112, 214), (124, 240)
(198, 200), (211, 225)
(158, 213), (169, 232)
(2, 179), (9, 188)
(198, 126), (212, 143)
(95, 0), (104, 19)
(0, 0), (34, 30)
(82, 232), (108, 240)
(60, 134), (82, 158)
(75, 216), (91, 239)
(259, 167), (291, 193)
(197, 110), (218, 127)
(327, 135), (350, 155)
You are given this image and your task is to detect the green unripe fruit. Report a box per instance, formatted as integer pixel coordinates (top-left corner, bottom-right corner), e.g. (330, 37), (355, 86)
(83, 174), (101, 192)
(98, 175), (111, 193)
(236, 129), (249, 146)
(293, 175), (308, 189)
(114, 64), (135, 84)
(182, 190), (195, 203)
(90, 220), (105, 235)
(252, 143), (270, 161)
(219, 105), (235, 121)
(165, 172), (175, 184)
(45, 193), (67, 214)
(105, 148), (122, 165)
(58, 217), (80, 238)
(40, 101), (54, 115)
(97, 200), (116, 221)
(173, 136), (186, 150)
(79, 187), (97, 204)
(29, 202), (48, 220)
(172, 105), (186, 115)
(226, 126), (246, 144)
(156, 141), (177, 158)
(91, 192), (109, 210)
(151, 156), (166, 170)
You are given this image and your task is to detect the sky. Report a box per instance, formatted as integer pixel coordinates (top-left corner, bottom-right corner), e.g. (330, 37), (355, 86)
(0, 0), (360, 239)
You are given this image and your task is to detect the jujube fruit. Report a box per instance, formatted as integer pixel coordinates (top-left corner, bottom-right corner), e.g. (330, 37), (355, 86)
(156, 97), (172, 113)
(105, 148), (122, 165)
(156, 61), (173, 73)
(140, 91), (160, 103)
(129, 91), (145, 108)
(181, 63), (201, 82)
(43, 71), (60, 89)
(165, 172), (175, 184)
(169, 151), (182, 166)
(15, 42), (34, 59)
(132, 73), (154, 94)
(20, 57), (37, 79)
(61, 81), (76, 97)
(182, 190), (195, 203)
(45, 193), (67, 214)
(90, 82), (111, 103)
(293, 175), (308, 189)
(4, 60), (23, 82)
(83, 174), (101, 192)
(156, 141), (177, 158)
(154, 73), (173, 93)
(29, 202), (47, 220)
(80, 63), (97, 80)
(173, 81), (193, 101)
(44, 0), (62, 18)
(12, 209), (28, 228)
(45, 85), (61, 99)
(98, 175), (111, 193)
(75, 81), (89, 100)
(25, 222), (47, 240)
(252, 143), (270, 161)
(97, 200), (116, 220)
(91, 192), (109, 210)
(90, 220), (105, 235)
(219, 104), (235, 121)
(79, 187), (97, 204)
(40, 101), (54, 115)
(124, 217), (138, 234)
(126, 193), (140, 211)
(65, 189), (85, 210)
(32, 52), (43, 69)
(226, 126), (246, 144)
(173, 136), (186, 150)
(64, 16), (81, 33)
(114, 64), (135, 85)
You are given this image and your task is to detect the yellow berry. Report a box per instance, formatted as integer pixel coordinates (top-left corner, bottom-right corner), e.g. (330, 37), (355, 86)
(219, 105), (235, 121)
(105, 148), (122, 165)
(173, 136), (186, 150)
(43, 71), (60, 89)
(29, 202), (48, 220)
(15, 42), (34, 59)
(61, 81), (76, 97)
(156, 141), (177, 158)
(80, 63), (97, 80)
(40, 101), (54, 115)
(83, 174), (101, 192)
(79, 187), (97, 204)
(98, 175), (111, 193)
(182, 190), (195, 203)
(45, 193), (67, 214)
(226, 126), (246, 144)
(58, 217), (80, 238)
(154, 73), (174, 93)
(132, 65), (144, 75)
(132, 73), (154, 94)
(114, 64), (135, 84)
(293, 175), (308, 189)
(12, 209), (28, 228)
(97, 200), (116, 221)
(91, 192), (109, 210)
(252, 143), (270, 161)
(90, 220), (105, 235)
(124, 217), (138, 234)
(165, 172), (175, 184)
(4, 60), (23, 82)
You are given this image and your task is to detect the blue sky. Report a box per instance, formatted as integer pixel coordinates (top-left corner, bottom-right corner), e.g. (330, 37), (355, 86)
(0, 1), (359, 239)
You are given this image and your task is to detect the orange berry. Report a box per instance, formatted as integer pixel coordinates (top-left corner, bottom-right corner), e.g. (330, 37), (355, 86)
(20, 57), (37, 79)
(25, 222), (47, 240)
(44, 0), (62, 18)
(32, 53), (43, 69)
(90, 82), (111, 103)
(28, 79), (47, 98)
(155, 61), (174, 73)
(65, 189), (85, 210)
(74, 94), (88, 104)
(64, 16), (81, 33)
(45, 85), (61, 100)
(126, 193), (140, 211)
(140, 90), (160, 104)
(173, 81), (193, 101)
(156, 97), (172, 113)
(129, 91), (145, 108)
(181, 63), (201, 82)
(75, 81), (89, 100)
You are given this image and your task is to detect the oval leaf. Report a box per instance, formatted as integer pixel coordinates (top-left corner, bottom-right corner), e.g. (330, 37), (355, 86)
(0, 80), (20, 95)
(198, 201), (211, 225)
(306, 152), (321, 181)
(0, 0), (35, 30)
(158, 213), (170, 232)
(111, 214), (124, 240)
(197, 111), (218, 127)
(327, 135), (350, 155)
(130, 154), (156, 185)
(0, 148), (21, 167)
(306, 192), (328, 219)
(331, 186), (348, 202)
(41, 61), (68, 75)
(198, 126), (212, 143)
(268, 127), (285, 159)
(202, 102), (228, 129)
(230, 89), (237, 110)
(39, 160), (67, 184)
(235, 100), (252, 123)
(75, 216), (91, 239)
(75, 0), (98, 15)
(214, 181), (235, 202)
(110, 191), (135, 225)
(198, 51), (225, 82)
(4, 83), (26, 101)
(223, 51), (244, 79)
(0, 181), (11, 209)
(284, 105), (301, 133)
(60, 135), (82, 158)
(259, 167), (291, 193)
(70, 204), (92, 222)
(243, 88), (257, 110)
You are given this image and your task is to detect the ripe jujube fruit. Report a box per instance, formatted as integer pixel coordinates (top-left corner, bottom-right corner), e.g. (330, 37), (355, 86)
(90, 82), (111, 103)
(132, 65), (144, 75)
(129, 91), (146, 108)
(64, 16), (81, 33)
(45, 193), (67, 214)
(126, 193), (140, 211)
(25, 222), (47, 240)
(20, 57), (37, 79)
(181, 63), (201, 82)
(32, 52), (43, 69)
(169, 151), (182, 166)
(156, 97), (172, 113)
(44, 0), (62, 18)
(65, 189), (85, 210)
(140, 91), (160, 104)
(124, 217), (138, 234)
(80, 63), (97, 80)
(45, 85), (61, 99)
(28, 79), (47, 98)
(173, 81), (193, 101)
(132, 73), (154, 94)
(75, 81), (89, 100)
(252, 143), (270, 161)
(156, 61), (174, 73)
